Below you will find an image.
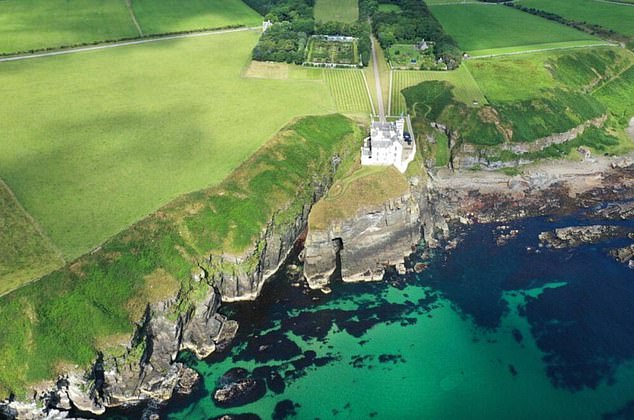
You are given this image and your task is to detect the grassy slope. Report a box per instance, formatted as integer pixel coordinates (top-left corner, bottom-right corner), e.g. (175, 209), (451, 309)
(517, 0), (634, 37)
(0, 0), (138, 54)
(314, 0), (359, 23)
(132, 0), (262, 34)
(0, 31), (335, 260)
(391, 65), (487, 114)
(403, 48), (634, 147)
(0, 114), (360, 397)
(0, 180), (64, 296)
(467, 47), (634, 102)
(309, 165), (409, 230)
(429, 4), (597, 53)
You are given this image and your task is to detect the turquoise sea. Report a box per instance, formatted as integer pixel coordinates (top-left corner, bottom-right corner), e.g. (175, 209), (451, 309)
(114, 211), (634, 419)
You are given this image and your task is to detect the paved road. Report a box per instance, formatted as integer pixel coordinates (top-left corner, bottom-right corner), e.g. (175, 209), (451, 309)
(371, 37), (386, 121)
(468, 43), (616, 59)
(0, 26), (260, 63)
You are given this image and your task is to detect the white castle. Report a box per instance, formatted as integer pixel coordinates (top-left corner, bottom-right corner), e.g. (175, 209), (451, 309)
(361, 116), (416, 173)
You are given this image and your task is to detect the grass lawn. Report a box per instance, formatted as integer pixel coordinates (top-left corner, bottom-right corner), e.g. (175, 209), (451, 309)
(391, 65), (487, 115)
(314, 0), (359, 23)
(0, 180), (64, 296)
(429, 3), (597, 53)
(517, 0), (634, 37)
(378, 4), (401, 12)
(0, 31), (335, 260)
(0, 0), (138, 55)
(131, 0), (262, 34)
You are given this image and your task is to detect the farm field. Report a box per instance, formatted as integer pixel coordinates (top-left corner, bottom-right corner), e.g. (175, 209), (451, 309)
(0, 0), (137, 55)
(429, 3), (598, 54)
(325, 70), (374, 114)
(314, 0), (359, 23)
(131, 0), (261, 35)
(0, 180), (64, 297)
(390, 65), (487, 115)
(0, 31), (336, 260)
(517, 0), (634, 37)
(0, 0), (262, 55)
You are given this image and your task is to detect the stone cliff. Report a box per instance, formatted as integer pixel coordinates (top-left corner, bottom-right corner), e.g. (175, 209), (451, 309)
(304, 191), (421, 288)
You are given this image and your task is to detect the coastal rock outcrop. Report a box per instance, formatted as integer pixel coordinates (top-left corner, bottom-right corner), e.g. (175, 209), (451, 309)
(304, 190), (421, 288)
(539, 225), (632, 248)
(1, 287), (237, 419)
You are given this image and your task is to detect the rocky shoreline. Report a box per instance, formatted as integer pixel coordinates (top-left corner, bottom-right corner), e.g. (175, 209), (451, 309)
(2, 153), (634, 419)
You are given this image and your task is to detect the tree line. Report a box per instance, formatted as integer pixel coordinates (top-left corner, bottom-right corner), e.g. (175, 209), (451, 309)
(361, 0), (463, 69)
(246, 0), (372, 65)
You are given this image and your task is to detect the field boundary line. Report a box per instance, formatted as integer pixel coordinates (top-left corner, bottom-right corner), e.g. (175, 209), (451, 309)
(468, 42), (616, 59)
(0, 26), (260, 63)
(593, 0), (634, 6)
(591, 63), (634, 95)
(388, 70), (393, 115)
(429, 1), (493, 5)
(0, 179), (64, 262)
(126, 0), (144, 37)
(362, 70), (376, 115)
(0, 179), (65, 297)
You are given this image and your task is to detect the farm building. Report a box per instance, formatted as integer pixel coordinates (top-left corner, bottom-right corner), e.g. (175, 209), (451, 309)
(361, 116), (416, 173)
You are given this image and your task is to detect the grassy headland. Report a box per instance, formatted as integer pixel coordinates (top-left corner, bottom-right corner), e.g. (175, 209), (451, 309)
(0, 114), (361, 398)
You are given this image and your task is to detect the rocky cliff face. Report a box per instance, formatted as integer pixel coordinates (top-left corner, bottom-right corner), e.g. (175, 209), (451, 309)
(304, 187), (421, 288)
(202, 192), (326, 302)
(0, 287), (237, 419)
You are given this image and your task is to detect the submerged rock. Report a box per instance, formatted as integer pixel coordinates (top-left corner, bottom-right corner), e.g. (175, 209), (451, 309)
(539, 225), (631, 248)
(609, 244), (634, 265)
(273, 399), (300, 420)
(212, 378), (266, 408)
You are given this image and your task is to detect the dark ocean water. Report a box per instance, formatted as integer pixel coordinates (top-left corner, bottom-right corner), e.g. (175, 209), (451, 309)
(112, 210), (634, 420)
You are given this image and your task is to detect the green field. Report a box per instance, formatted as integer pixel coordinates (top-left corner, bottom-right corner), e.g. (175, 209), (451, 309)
(131, 0), (261, 34)
(391, 66), (487, 115)
(378, 3), (402, 12)
(0, 31), (336, 260)
(0, 0), (262, 55)
(0, 0), (138, 54)
(0, 180), (64, 296)
(325, 69), (373, 114)
(429, 4), (598, 54)
(314, 0), (359, 23)
(517, 0), (634, 37)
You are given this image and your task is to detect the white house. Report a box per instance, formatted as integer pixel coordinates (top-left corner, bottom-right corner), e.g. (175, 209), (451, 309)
(361, 116), (416, 173)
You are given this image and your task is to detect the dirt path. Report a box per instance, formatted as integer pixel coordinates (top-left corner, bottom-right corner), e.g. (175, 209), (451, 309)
(371, 37), (386, 121)
(0, 26), (260, 63)
(627, 118), (634, 140)
(468, 43), (616, 59)
(126, 0), (144, 37)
